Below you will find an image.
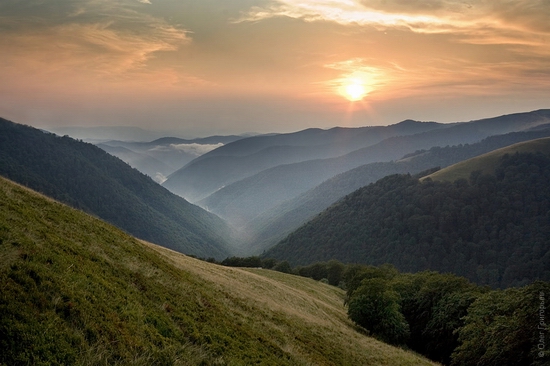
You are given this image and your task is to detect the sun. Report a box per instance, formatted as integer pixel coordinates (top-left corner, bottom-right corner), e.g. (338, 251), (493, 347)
(338, 76), (372, 102)
(344, 82), (368, 101)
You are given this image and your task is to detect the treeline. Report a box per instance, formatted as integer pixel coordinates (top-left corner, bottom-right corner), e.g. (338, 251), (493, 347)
(213, 256), (549, 365)
(345, 264), (548, 365)
(266, 152), (550, 288)
(219, 256), (345, 285)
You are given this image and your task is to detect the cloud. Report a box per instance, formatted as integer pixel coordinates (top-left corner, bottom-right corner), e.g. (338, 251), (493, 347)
(150, 143), (224, 156)
(238, 0), (550, 48)
(0, 0), (191, 85)
(154, 172), (167, 184)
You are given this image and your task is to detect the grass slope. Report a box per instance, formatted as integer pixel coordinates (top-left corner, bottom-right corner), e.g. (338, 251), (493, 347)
(423, 137), (550, 182)
(0, 118), (234, 259)
(0, 176), (435, 365)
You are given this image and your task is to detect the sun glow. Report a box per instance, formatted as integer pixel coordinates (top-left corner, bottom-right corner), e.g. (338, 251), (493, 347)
(339, 77), (373, 101)
(344, 82), (368, 101)
(328, 60), (383, 102)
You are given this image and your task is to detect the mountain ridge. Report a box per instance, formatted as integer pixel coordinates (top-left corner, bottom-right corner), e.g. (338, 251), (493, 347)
(199, 110), (550, 240)
(163, 120), (449, 202)
(242, 128), (550, 254)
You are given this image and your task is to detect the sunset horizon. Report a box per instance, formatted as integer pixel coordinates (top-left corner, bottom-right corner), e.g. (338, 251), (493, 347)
(2, 0), (549, 136)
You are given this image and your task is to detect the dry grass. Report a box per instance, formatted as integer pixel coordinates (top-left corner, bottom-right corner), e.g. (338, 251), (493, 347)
(146, 242), (439, 365)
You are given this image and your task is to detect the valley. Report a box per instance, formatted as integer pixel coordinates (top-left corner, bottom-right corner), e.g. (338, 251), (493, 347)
(2, 109), (550, 365)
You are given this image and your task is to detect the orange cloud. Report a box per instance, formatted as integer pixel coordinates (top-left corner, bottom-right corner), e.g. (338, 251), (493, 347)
(0, 0), (192, 90)
(238, 0), (550, 47)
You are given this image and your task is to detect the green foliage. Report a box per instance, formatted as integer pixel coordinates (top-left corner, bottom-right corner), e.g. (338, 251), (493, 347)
(221, 256), (262, 268)
(0, 118), (234, 259)
(344, 263), (549, 365)
(392, 272), (485, 364)
(268, 149), (550, 288)
(452, 281), (550, 366)
(273, 260), (292, 273)
(347, 278), (409, 345)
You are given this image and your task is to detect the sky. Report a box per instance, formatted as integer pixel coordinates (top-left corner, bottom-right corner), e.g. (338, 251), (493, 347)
(1, 0), (549, 136)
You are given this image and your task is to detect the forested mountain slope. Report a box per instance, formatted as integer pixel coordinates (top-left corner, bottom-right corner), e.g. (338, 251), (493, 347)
(163, 120), (448, 201)
(244, 128), (550, 254)
(0, 118), (235, 259)
(265, 139), (550, 288)
(0, 176), (436, 365)
(199, 110), (550, 235)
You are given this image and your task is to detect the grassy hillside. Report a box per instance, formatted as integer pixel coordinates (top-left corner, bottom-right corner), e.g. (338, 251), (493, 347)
(0, 118), (234, 259)
(0, 176), (436, 365)
(423, 137), (550, 182)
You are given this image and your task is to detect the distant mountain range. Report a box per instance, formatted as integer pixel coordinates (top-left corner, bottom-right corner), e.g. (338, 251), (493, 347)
(49, 125), (173, 142)
(264, 137), (550, 288)
(162, 109), (550, 254)
(0, 118), (235, 259)
(97, 135), (244, 183)
(243, 127), (550, 254)
(162, 120), (451, 202)
(13, 109), (549, 266)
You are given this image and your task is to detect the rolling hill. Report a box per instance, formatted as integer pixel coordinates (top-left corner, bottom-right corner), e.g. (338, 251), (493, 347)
(162, 120), (449, 202)
(264, 137), (550, 288)
(242, 128), (550, 254)
(0, 118), (235, 259)
(196, 110), (550, 235)
(0, 176), (436, 365)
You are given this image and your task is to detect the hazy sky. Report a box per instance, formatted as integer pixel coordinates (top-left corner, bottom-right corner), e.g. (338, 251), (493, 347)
(1, 0), (549, 136)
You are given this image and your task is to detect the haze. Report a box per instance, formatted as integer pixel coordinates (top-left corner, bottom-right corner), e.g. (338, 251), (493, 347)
(1, 0), (549, 136)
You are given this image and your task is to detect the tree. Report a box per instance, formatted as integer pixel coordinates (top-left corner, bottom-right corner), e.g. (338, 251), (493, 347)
(326, 260), (345, 286)
(347, 278), (409, 345)
(452, 281), (550, 366)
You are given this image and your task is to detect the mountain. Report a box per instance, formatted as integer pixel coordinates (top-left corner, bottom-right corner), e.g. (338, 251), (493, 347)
(96, 144), (174, 183)
(243, 128), (550, 254)
(0, 176), (436, 365)
(199, 110), (550, 237)
(98, 135), (244, 182)
(162, 121), (449, 202)
(49, 125), (169, 142)
(0, 118), (235, 259)
(264, 138), (550, 288)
